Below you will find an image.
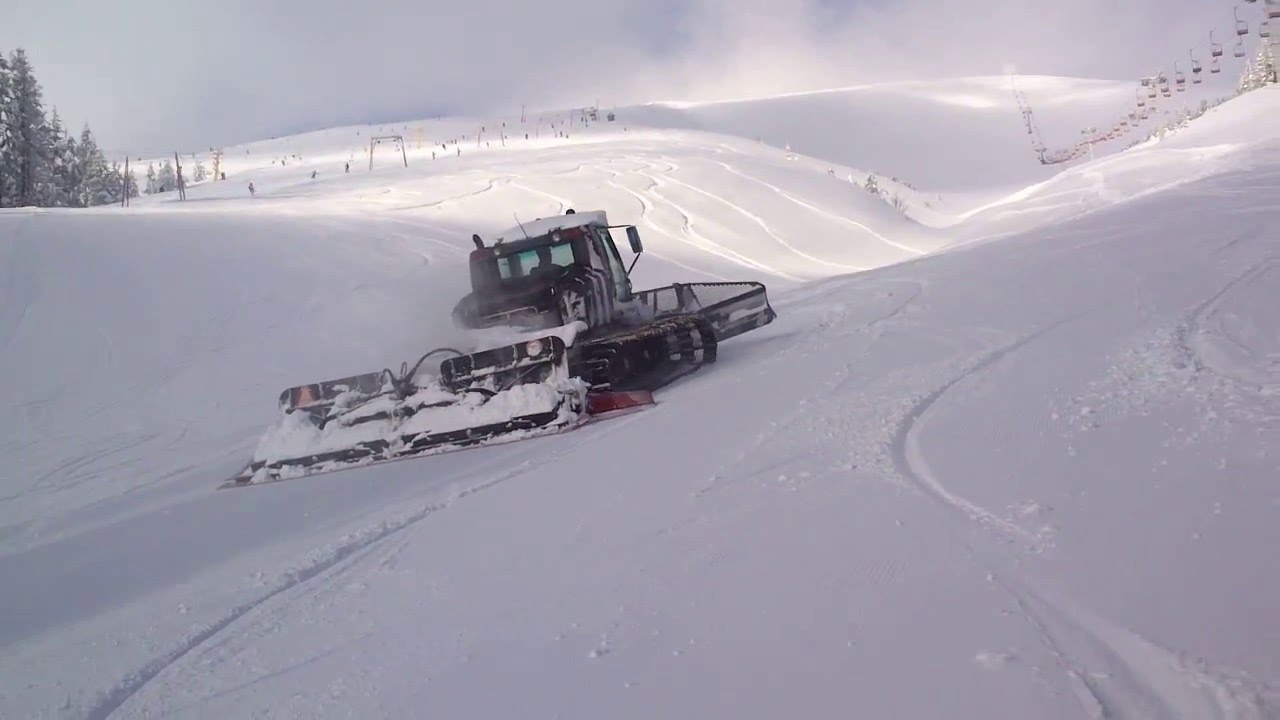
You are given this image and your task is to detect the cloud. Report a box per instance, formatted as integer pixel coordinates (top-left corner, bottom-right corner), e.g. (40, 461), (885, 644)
(1, 0), (1262, 153)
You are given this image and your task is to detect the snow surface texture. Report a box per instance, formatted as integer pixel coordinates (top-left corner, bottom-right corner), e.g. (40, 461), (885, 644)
(1, 81), (1278, 719)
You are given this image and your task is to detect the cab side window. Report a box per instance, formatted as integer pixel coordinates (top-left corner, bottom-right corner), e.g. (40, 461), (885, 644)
(597, 228), (632, 301)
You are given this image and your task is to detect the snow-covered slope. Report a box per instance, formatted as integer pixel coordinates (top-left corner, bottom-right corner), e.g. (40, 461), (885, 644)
(623, 76), (1228, 196)
(2, 82), (1278, 719)
(960, 86), (1280, 240)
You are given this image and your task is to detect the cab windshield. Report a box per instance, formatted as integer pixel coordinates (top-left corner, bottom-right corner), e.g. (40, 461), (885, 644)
(497, 241), (575, 280)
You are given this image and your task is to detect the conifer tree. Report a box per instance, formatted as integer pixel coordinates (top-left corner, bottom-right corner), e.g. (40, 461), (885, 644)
(0, 49), (14, 207)
(6, 49), (52, 207)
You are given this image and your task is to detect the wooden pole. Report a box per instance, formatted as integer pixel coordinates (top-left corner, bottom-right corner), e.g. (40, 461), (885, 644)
(399, 138), (407, 167)
(174, 152), (187, 201)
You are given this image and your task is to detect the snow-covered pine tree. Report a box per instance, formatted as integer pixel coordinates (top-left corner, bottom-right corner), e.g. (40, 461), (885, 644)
(192, 160), (207, 182)
(7, 49), (54, 207)
(145, 162), (156, 194)
(0, 49), (13, 207)
(1238, 59), (1256, 95)
(75, 125), (112, 206)
(1239, 43), (1277, 94)
(156, 159), (176, 193)
(45, 107), (79, 206)
(1259, 42), (1278, 87)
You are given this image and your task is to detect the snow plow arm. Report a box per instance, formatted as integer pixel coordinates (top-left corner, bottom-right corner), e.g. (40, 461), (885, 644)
(632, 282), (776, 342)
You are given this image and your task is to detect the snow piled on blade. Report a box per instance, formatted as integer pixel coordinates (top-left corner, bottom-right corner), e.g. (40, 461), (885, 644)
(250, 373), (587, 473)
(1, 81), (1279, 720)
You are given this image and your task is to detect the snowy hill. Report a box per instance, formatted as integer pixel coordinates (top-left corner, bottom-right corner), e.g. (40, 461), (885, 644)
(622, 75), (1228, 196)
(2, 82), (1278, 719)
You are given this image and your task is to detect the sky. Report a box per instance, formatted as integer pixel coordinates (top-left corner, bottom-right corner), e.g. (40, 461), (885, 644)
(0, 0), (1265, 154)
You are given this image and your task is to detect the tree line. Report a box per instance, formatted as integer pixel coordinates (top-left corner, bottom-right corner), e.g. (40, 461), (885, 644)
(0, 48), (138, 208)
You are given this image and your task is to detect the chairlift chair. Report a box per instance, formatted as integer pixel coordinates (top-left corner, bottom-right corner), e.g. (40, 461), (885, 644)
(1190, 49), (1203, 75)
(1234, 41), (1248, 57)
(1174, 61), (1187, 91)
(1211, 30), (1225, 58)
(1211, 57), (1222, 74)
(1261, 21), (1273, 38)
(1268, 0), (1280, 20)
(1235, 7), (1250, 36)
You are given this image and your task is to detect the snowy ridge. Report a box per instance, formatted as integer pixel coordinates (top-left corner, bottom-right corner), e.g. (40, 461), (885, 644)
(1, 81), (1278, 718)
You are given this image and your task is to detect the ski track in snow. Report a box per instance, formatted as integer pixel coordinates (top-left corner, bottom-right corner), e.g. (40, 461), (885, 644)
(1179, 258), (1278, 392)
(632, 171), (802, 281)
(1059, 254), (1280, 439)
(599, 171), (734, 281)
(987, 569), (1277, 720)
(86, 411), (646, 719)
(387, 177), (504, 212)
(875, 297), (1277, 718)
(693, 276), (925, 497)
(712, 159), (927, 256)
(888, 321), (1070, 550)
(652, 164), (869, 272)
(508, 180), (570, 215)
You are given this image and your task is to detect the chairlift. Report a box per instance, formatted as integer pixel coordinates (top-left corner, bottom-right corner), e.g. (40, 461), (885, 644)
(1210, 30), (1225, 58)
(1211, 57), (1222, 74)
(1268, 0), (1280, 20)
(1190, 49), (1203, 75)
(1137, 89), (1147, 107)
(1174, 61), (1187, 91)
(1236, 7), (1251, 36)
(1234, 41), (1247, 58)
(1261, 21), (1273, 38)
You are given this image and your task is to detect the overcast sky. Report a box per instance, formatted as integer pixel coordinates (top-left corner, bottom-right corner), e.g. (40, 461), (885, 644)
(0, 0), (1260, 153)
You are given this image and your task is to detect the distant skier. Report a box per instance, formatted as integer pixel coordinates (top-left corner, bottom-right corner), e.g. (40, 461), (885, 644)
(344, 162), (350, 173)
(311, 170), (317, 179)
(248, 182), (256, 197)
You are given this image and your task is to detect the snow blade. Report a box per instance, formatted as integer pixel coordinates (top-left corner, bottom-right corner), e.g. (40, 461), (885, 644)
(634, 282), (777, 342)
(222, 394), (582, 488)
(223, 335), (582, 488)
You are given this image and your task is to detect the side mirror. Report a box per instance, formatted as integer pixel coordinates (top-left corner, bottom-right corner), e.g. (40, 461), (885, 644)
(626, 226), (643, 254)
